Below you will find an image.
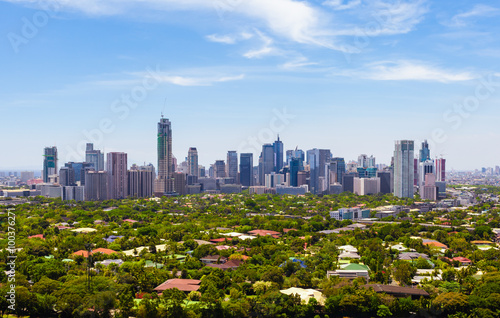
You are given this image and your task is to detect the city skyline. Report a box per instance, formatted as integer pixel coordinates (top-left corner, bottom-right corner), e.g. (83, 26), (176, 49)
(2, 1), (500, 171)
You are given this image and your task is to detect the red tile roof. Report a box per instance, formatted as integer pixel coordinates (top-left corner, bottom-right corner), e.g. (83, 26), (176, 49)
(154, 279), (201, 292)
(28, 234), (45, 240)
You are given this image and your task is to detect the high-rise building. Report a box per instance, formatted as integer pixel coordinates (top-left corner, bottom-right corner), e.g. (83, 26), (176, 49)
(226, 151), (238, 181)
(84, 170), (108, 201)
(393, 140), (414, 198)
(289, 157), (302, 187)
(419, 160), (435, 187)
(173, 172), (187, 196)
(128, 164), (154, 198)
(59, 167), (75, 186)
(307, 149), (331, 194)
(286, 148), (305, 166)
(85, 143), (105, 171)
(354, 177), (380, 195)
(214, 160), (226, 178)
(20, 171), (34, 183)
(330, 158), (345, 184)
(65, 162), (94, 185)
(155, 116), (174, 195)
(435, 158), (446, 182)
(420, 173), (438, 201)
(107, 152), (128, 199)
(187, 147), (199, 177)
(43, 146), (58, 183)
(273, 136), (284, 173)
(259, 144), (274, 185)
(240, 153), (253, 187)
(419, 140), (430, 162)
(377, 170), (393, 194)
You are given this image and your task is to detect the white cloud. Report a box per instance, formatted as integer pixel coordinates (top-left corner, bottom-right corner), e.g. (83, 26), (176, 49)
(323, 0), (361, 11)
(449, 4), (500, 27)
(337, 60), (475, 83)
(206, 32), (253, 45)
(153, 74), (245, 86)
(206, 34), (238, 44)
(330, 0), (428, 37)
(281, 57), (318, 69)
(243, 29), (278, 59)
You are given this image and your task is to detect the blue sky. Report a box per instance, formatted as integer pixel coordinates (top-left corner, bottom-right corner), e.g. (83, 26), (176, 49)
(1, 0), (500, 171)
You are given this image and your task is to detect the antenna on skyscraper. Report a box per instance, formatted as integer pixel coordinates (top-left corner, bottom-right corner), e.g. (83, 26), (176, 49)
(161, 98), (167, 118)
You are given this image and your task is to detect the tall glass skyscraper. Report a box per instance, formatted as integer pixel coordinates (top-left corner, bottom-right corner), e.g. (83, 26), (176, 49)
(259, 144), (274, 185)
(419, 140), (430, 162)
(85, 143), (104, 171)
(307, 148), (331, 195)
(394, 140), (414, 198)
(226, 151), (238, 181)
(154, 116), (174, 195)
(239, 153), (253, 187)
(43, 146), (58, 183)
(330, 157), (345, 184)
(187, 147), (199, 177)
(273, 136), (284, 173)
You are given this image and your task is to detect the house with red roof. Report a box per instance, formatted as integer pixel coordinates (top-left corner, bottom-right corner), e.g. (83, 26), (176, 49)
(248, 229), (281, 238)
(28, 234), (45, 240)
(154, 279), (201, 294)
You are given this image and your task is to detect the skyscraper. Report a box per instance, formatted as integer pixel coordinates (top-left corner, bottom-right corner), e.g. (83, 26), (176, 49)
(393, 140), (414, 198)
(240, 153), (253, 187)
(85, 143), (104, 171)
(84, 170), (108, 201)
(154, 116), (174, 195)
(419, 160), (435, 187)
(214, 160), (226, 178)
(273, 136), (284, 173)
(59, 166), (75, 186)
(307, 149), (331, 195)
(330, 157), (345, 184)
(128, 164), (154, 198)
(107, 152), (128, 199)
(43, 146), (58, 183)
(435, 158), (446, 182)
(187, 147), (199, 177)
(226, 151), (238, 181)
(286, 148), (305, 166)
(419, 140), (430, 162)
(259, 144), (274, 185)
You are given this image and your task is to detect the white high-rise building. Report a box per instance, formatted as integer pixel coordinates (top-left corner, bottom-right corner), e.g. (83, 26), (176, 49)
(393, 140), (414, 198)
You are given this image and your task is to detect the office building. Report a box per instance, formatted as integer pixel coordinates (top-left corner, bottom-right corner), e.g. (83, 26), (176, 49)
(354, 177), (380, 196)
(187, 147), (199, 177)
(286, 148), (305, 167)
(59, 167), (75, 187)
(20, 171), (34, 183)
(226, 151), (238, 181)
(84, 170), (108, 201)
(240, 153), (253, 187)
(393, 140), (414, 198)
(128, 164), (154, 198)
(259, 144), (274, 185)
(214, 160), (226, 178)
(65, 162), (94, 185)
(273, 136), (284, 173)
(420, 173), (438, 201)
(173, 172), (187, 196)
(419, 140), (430, 162)
(155, 116), (174, 195)
(307, 149), (331, 194)
(330, 158), (345, 184)
(377, 170), (393, 194)
(435, 158), (446, 182)
(107, 152), (128, 199)
(419, 160), (435, 188)
(42, 146), (58, 183)
(85, 143), (105, 171)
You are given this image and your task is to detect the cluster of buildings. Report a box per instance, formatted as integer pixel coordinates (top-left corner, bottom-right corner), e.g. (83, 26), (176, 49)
(1, 117), (449, 201)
